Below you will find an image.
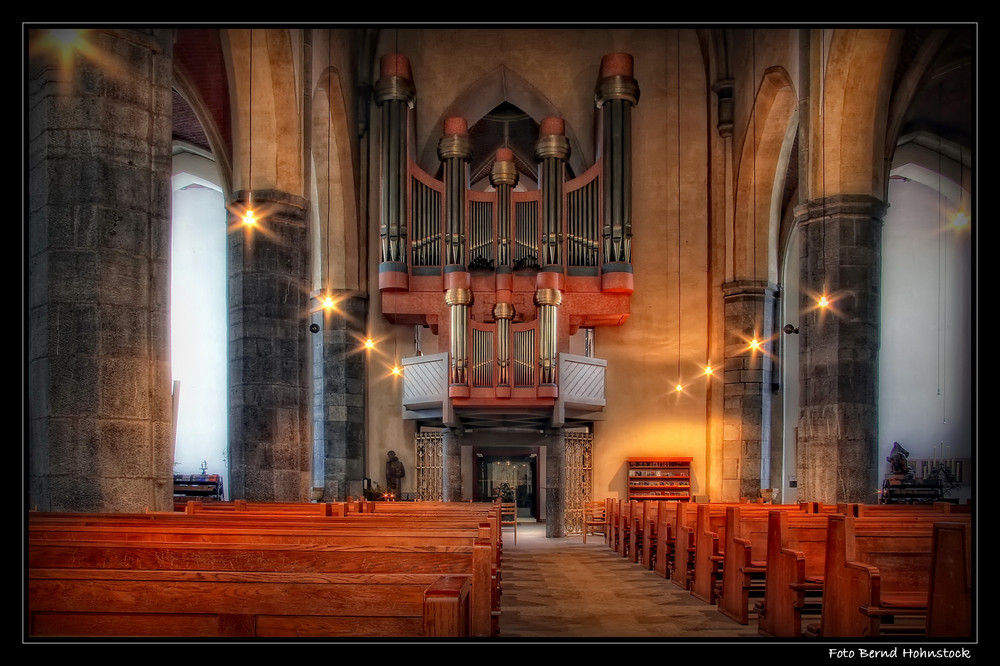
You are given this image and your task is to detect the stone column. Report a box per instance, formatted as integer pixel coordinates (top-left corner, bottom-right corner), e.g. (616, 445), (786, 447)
(795, 195), (886, 504)
(722, 279), (776, 501)
(228, 190), (311, 502)
(441, 428), (464, 501)
(546, 431), (566, 537)
(311, 293), (367, 501)
(27, 28), (175, 512)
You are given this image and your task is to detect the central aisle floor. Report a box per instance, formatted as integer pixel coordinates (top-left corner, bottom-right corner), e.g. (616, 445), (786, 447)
(496, 520), (761, 640)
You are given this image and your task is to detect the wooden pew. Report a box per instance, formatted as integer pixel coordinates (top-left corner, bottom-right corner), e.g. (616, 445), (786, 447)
(757, 510), (830, 637)
(925, 521), (973, 637)
(28, 510), (498, 638)
(604, 498), (615, 548)
(817, 512), (972, 638)
(628, 501), (654, 564)
(29, 541), (472, 638)
(182, 499), (346, 516)
(716, 504), (818, 624)
(639, 501), (659, 569)
(839, 502), (971, 518)
(653, 500), (684, 579)
(608, 499), (622, 554)
(689, 503), (732, 603)
(758, 505), (972, 638)
(669, 502), (700, 589)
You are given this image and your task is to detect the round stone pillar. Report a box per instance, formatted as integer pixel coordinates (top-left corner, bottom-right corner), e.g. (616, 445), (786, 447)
(794, 194), (886, 504)
(27, 28), (175, 512)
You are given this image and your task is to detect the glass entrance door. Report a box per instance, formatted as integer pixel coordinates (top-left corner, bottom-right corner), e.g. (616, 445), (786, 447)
(475, 452), (537, 519)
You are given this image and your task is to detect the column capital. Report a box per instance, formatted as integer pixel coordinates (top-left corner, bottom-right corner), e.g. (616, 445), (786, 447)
(793, 194), (888, 225)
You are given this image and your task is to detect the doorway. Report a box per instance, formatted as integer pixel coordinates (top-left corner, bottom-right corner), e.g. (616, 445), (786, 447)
(474, 449), (539, 520)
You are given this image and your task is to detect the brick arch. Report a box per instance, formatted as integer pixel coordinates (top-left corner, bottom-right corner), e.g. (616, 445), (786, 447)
(415, 64), (590, 178)
(734, 66), (798, 283)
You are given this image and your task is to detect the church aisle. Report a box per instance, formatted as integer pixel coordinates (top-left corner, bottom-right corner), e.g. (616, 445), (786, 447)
(496, 521), (760, 640)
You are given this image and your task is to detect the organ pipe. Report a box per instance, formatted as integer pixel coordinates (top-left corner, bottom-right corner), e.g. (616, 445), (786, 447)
(535, 288), (562, 385)
(374, 54), (415, 265)
(438, 117), (472, 267)
(595, 53), (639, 264)
(446, 288), (472, 386)
(534, 117), (570, 268)
(491, 148), (518, 268)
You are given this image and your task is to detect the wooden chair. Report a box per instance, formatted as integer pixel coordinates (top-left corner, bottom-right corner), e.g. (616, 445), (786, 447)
(583, 500), (606, 544)
(500, 501), (517, 545)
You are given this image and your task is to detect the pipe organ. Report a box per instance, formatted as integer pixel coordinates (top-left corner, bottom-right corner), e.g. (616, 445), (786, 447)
(376, 52), (638, 427)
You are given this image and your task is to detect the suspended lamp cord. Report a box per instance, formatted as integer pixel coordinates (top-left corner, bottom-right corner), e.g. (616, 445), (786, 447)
(248, 29), (253, 209)
(676, 29), (682, 387)
(819, 29), (827, 302)
(752, 29), (758, 344)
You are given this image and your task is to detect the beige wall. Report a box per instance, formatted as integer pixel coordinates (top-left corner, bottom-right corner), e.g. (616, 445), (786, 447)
(362, 28), (726, 499)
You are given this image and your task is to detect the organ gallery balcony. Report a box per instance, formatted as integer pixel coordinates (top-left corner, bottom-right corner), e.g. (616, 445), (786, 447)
(401, 351), (606, 430)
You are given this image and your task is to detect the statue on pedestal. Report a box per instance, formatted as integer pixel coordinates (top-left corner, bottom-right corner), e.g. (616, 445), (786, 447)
(386, 450), (405, 498)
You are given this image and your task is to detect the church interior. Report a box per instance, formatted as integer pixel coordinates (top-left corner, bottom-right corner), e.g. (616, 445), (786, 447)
(25, 25), (975, 641)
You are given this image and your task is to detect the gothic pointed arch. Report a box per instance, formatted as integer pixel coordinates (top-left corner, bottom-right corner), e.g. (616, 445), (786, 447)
(416, 64), (590, 179)
(313, 64), (363, 294)
(227, 28), (304, 198)
(734, 66), (798, 284)
(816, 28), (902, 199)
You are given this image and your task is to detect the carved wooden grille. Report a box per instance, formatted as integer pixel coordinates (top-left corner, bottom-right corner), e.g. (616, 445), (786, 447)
(415, 429), (444, 501)
(564, 430), (594, 534)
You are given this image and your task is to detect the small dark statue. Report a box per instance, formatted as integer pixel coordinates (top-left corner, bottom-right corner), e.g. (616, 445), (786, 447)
(886, 441), (913, 477)
(385, 450), (405, 498)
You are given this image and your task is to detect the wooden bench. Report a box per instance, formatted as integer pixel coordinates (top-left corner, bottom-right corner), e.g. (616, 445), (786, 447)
(652, 500), (684, 579)
(817, 512), (972, 638)
(28, 510), (498, 638)
(925, 521), (973, 637)
(715, 504), (824, 623)
(669, 502), (700, 590)
(758, 505), (972, 638)
(638, 501), (659, 569)
(757, 510), (831, 637)
(628, 501), (655, 564)
(29, 546), (472, 638)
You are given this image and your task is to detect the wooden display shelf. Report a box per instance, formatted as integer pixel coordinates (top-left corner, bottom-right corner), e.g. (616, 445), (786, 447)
(626, 457), (692, 502)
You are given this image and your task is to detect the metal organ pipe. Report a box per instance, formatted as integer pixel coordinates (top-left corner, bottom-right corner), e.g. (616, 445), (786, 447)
(374, 54), (415, 266)
(596, 53), (639, 265)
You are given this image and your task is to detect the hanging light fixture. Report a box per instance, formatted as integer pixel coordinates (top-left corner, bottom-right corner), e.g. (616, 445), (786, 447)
(748, 28), (762, 352)
(675, 29), (684, 393)
(241, 29), (257, 227)
(322, 33), (336, 311)
(817, 28), (829, 310)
